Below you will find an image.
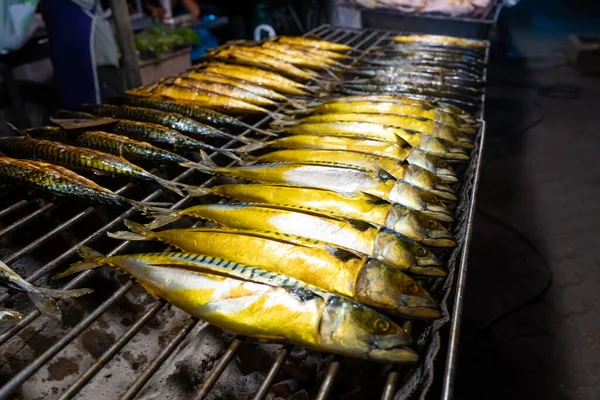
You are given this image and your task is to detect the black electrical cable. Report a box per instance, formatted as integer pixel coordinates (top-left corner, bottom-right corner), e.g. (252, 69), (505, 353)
(460, 208), (553, 351)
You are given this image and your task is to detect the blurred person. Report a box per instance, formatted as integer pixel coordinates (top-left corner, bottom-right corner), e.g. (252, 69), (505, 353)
(40, 0), (123, 108)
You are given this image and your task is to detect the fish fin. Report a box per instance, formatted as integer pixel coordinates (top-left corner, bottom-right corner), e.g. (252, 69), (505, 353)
(6, 122), (20, 134)
(143, 210), (182, 230)
(155, 178), (185, 197)
(184, 186), (215, 197)
(232, 142), (267, 153)
(27, 285), (93, 321)
(236, 121), (278, 137)
(359, 192), (391, 206)
(107, 229), (149, 241)
(53, 247), (106, 280)
(130, 201), (174, 214)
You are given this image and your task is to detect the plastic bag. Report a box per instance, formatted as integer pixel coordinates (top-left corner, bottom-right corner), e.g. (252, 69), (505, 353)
(0, 0), (41, 54)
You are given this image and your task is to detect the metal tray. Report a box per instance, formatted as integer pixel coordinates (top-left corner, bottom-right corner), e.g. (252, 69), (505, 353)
(0, 24), (487, 400)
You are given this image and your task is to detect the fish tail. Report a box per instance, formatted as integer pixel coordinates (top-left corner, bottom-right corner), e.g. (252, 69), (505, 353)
(28, 286), (93, 320)
(53, 246), (107, 280)
(236, 120), (278, 137)
(144, 210), (183, 230)
(231, 141), (267, 153)
(155, 177), (185, 197)
(107, 219), (153, 241)
(129, 200), (174, 214)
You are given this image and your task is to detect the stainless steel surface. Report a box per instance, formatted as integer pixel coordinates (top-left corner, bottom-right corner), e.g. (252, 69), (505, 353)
(0, 25), (488, 400)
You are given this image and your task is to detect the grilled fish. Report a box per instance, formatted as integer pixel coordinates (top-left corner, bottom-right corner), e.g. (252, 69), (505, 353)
(185, 159), (453, 221)
(24, 127), (190, 165)
(231, 45), (338, 70)
(79, 104), (247, 144)
(183, 71), (290, 103)
(275, 36), (352, 52)
(308, 95), (475, 124)
(53, 110), (240, 155)
(237, 135), (457, 182)
(208, 47), (317, 81)
(1, 260), (91, 320)
(0, 137), (187, 196)
(57, 248), (417, 362)
(252, 149), (456, 200)
(275, 114), (473, 147)
(197, 62), (308, 96)
(113, 97), (257, 131)
(110, 221), (441, 317)
(278, 122), (470, 160)
(0, 156), (170, 211)
(145, 203), (445, 275)
(302, 100), (474, 132)
(174, 184), (455, 247)
(128, 83), (277, 116)
(261, 42), (347, 64)
(171, 77), (278, 107)
(392, 35), (487, 50)
(0, 308), (26, 322)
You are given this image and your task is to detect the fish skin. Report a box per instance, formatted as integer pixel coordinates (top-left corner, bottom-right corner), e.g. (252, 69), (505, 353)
(145, 202), (446, 275)
(172, 77), (278, 107)
(0, 137), (186, 196)
(208, 47), (317, 81)
(279, 113), (474, 147)
(238, 135), (457, 182)
(128, 84), (273, 115)
(183, 71), (290, 102)
(279, 122), (471, 160)
(391, 34), (487, 49)
(79, 104), (245, 143)
(174, 184), (456, 247)
(24, 126), (190, 165)
(276, 36), (353, 52)
(56, 248), (417, 363)
(113, 97), (247, 129)
(0, 156), (169, 210)
(231, 45), (337, 70)
(196, 62), (308, 95)
(254, 149), (456, 200)
(109, 221), (441, 318)
(308, 95), (475, 123)
(260, 42), (346, 64)
(0, 308), (26, 322)
(0, 259), (91, 320)
(185, 160), (453, 221)
(304, 100), (470, 131)
(53, 110), (225, 151)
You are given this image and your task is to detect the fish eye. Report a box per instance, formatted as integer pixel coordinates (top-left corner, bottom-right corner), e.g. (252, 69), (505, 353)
(430, 196), (439, 204)
(416, 247), (427, 256)
(436, 160), (447, 167)
(407, 282), (421, 294)
(427, 220), (439, 229)
(371, 318), (391, 334)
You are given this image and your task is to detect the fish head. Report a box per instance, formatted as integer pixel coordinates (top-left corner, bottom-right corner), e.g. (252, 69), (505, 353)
(389, 182), (453, 222)
(409, 149), (457, 182)
(420, 135), (470, 161)
(355, 259), (441, 319)
(387, 206), (456, 248)
(406, 165), (456, 200)
(319, 295), (417, 363)
(373, 229), (446, 276)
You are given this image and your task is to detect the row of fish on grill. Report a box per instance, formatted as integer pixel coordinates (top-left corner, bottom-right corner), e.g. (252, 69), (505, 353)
(0, 34), (487, 364)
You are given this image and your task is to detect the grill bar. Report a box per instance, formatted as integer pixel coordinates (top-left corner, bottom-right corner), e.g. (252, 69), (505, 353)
(56, 300), (167, 400)
(119, 319), (202, 400)
(0, 199), (30, 219)
(441, 121), (487, 400)
(0, 24), (488, 400)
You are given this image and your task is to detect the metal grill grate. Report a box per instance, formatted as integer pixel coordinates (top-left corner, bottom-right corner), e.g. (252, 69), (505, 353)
(0, 25), (487, 400)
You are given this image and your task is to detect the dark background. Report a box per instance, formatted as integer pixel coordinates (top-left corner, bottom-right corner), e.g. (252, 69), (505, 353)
(447, 0), (600, 399)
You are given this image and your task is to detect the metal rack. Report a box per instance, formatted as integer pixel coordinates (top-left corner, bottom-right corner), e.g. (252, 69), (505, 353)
(0, 25), (487, 400)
